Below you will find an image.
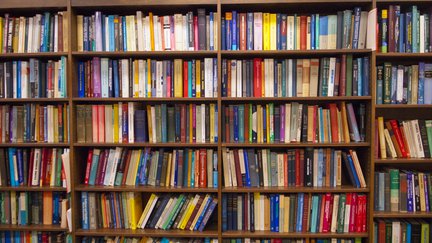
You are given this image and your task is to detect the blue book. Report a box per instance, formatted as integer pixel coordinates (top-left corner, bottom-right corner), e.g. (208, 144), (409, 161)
(44, 12), (51, 52)
(399, 14), (405, 52)
(8, 148), (16, 186)
(406, 12), (412, 53)
(222, 195), (228, 232)
(315, 14), (320, 49)
(181, 150), (187, 187)
(262, 107), (267, 143)
(88, 151), (101, 186)
(194, 197), (213, 230)
(109, 193), (117, 227)
(407, 221), (412, 243)
(191, 152), (196, 187)
(209, 12), (214, 50)
(347, 154), (360, 187)
(101, 14), (106, 51)
(424, 64), (432, 104)
(319, 16), (328, 48)
(276, 14), (281, 50)
(362, 57), (370, 96)
(238, 105), (244, 142)
(274, 194), (279, 232)
(221, 17), (226, 50)
(226, 14), (232, 50)
(198, 198), (218, 231)
(53, 192), (60, 224)
(296, 193), (304, 232)
(138, 149), (150, 185)
(16, 149), (23, 185)
(108, 15), (115, 52)
(357, 58), (363, 96)
(81, 192), (89, 229)
(16, 61), (21, 98)
(352, 7), (361, 49)
(247, 13), (254, 50)
(232, 11), (237, 50)
(243, 150), (251, 187)
(310, 196), (319, 233)
(233, 106), (239, 142)
(135, 150), (145, 185)
(407, 172), (414, 212)
(318, 148), (324, 187)
(270, 195), (274, 231)
(113, 60), (119, 97)
(311, 14), (315, 50)
(161, 104), (167, 142)
(418, 62), (425, 104)
(191, 60), (196, 97)
(122, 16), (127, 51)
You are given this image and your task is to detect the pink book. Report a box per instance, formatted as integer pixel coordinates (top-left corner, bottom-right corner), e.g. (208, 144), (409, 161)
(84, 150), (93, 185)
(166, 61), (172, 97)
(92, 105), (99, 142)
(92, 57), (102, 97)
(98, 104), (105, 142)
(349, 193), (357, 232)
(280, 104), (285, 143)
(170, 16), (175, 51)
(194, 16), (199, 51)
(322, 193), (332, 233)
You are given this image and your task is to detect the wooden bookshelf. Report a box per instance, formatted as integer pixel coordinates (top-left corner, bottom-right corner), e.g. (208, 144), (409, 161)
(75, 229), (219, 237)
(0, 186), (67, 192)
(222, 186), (369, 193)
(373, 212), (432, 218)
(221, 231), (369, 238)
(0, 225), (68, 232)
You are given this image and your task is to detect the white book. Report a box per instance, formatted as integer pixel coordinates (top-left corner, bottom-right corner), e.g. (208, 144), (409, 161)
(182, 15), (188, 51)
(259, 195), (265, 230)
(153, 15), (161, 51)
(287, 59), (293, 96)
(236, 60), (242, 97)
(128, 103), (135, 143)
(196, 105), (202, 143)
(396, 66), (404, 103)
(262, 150), (268, 187)
(230, 60), (237, 97)
(268, 59), (274, 97)
(229, 150), (237, 187)
(327, 57), (336, 96)
(403, 121), (416, 158)
(144, 16), (151, 51)
(33, 15), (42, 53)
(104, 16), (109, 52)
(204, 58), (213, 97)
(27, 18), (33, 53)
(107, 147), (122, 186)
(287, 16), (295, 50)
(420, 15), (425, 53)
(136, 11), (144, 51)
(163, 16), (171, 51)
(366, 8), (377, 51)
(170, 151), (177, 186)
(253, 12), (263, 50)
(103, 149), (116, 186)
(18, 17), (25, 53)
(101, 58), (109, 98)
(343, 199), (351, 232)
(138, 60), (145, 97)
(151, 106), (156, 143)
(277, 154), (284, 186)
(284, 103), (291, 143)
(31, 149), (41, 186)
(47, 106), (54, 142)
(105, 105), (113, 143)
(54, 15), (59, 51)
(21, 61), (28, 98)
(128, 15), (137, 51)
(330, 194), (339, 232)
(174, 14), (183, 51)
(392, 221), (401, 243)
(412, 120), (425, 158)
(95, 12), (103, 51)
(121, 59), (129, 98)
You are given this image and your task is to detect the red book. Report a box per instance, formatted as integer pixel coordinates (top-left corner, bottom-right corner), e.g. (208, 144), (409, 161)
(357, 194), (367, 232)
(39, 106), (44, 142)
(390, 120), (408, 158)
(378, 220), (386, 242)
(166, 61), (172, 97)
(183, 61), (188, 97)
(180, 104), (186, 143)
(239, 13), (247, 50)
(329, 104), (339, 143)
(322, 193), (332, 233)
(301, 194), (309, 232)
(295, 149), (301, 186)
(344, 193), (352, 231)
(199, 148), (207, 187)
(253, 58), (262, 97)
(43, 149), (53, 186)
(193, 16), (199, 51)
(349, 193), (357, 232)
(122, 103), (128, 143)
(121, 150), (132, 185)
(399, 122), (411, 157)
(47, 62), (53, 97)
(300, 16), (307, 50)
(84, 149), (93, 185)
(95, 149), (106, 186)
(339, 55), (347, 96)
(57, 104), (63, 142)
(233, 149), (243, 187)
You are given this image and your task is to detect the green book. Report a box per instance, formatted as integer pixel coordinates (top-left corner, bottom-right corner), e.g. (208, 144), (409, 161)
(163, 194), (185, 230)
(385, 221), (392, 243)
(389, 169), (400, 212)
(337, 194), (346, 233)
(55, 149), (63, 187)
(426, 121), (432, 155)
(383, 63), (392, 104)
(345, 55), (353, 96)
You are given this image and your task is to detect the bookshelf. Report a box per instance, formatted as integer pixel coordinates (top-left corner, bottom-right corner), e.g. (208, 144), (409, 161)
(0, 0), (430, 242)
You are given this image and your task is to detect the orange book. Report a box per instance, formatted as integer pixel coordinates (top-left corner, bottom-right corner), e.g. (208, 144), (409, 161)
(325, 149), (331, 187)
(92, 105), (98, 142)
(300, 16), (307, 50)
(98, 105), (105, 142)
(239, 13), (247, 50)
(329, 103), (339, 143)
(43, 192), (53, 225)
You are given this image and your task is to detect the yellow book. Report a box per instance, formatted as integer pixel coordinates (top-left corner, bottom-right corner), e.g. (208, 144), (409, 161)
(131, 150), (142, 186)
(12, 19), (19, 52)
(264, 195), (270, 230)
(187, 149), (192, 187)
(263, 13), (270, 50)
(77, 15), (84, 51)
(210, 104), (215, 142)
(113, 104), (119, 143)
(147, 59), (152, 97)
(62, 11), (68, 52)
(419, 172), (426, 211)
(284, 196), (290, 232)
(189, 104), (193, 143)
(295, 16), (301, 50)
(269, 14), (277, 50)
(279, 194), (284, 230)
(100, 194), (107, 228)
(377, 116), (387, 159)
(63, 104), (68, 142)
(196, 60), (201, 97)
(340, 102), (351, 143)
(253, 193), (260, 230)
(53, 106), (59, 143)
(174, 59), (183, 97)
(128, 192), (143, 230)
(134, 60), (139, 97)
(165, 153), (172, 187)
(179, 194), (200, 229)
(149, 12), (155, 51)
(146, 105), (153, 143)
(266, 104), (270, 143)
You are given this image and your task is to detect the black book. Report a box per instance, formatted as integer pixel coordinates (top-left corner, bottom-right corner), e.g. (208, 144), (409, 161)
(301, 104), (308, 142)
(147, 194), (170, 229)
(197, 9), (206, 50)
(304, 147), (313, 187)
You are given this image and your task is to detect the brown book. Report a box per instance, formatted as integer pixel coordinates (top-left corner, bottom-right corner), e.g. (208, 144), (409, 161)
(160, 152), (168, 187)
(339, 55), (347, 96)
(85, 105), (93, 143)
(302, 194), (309, 232)
(233, 149), (243, 187)
(264, 195), (270, 230)
(42, 192), (53, 225)
(302, 59), (310, 97)
(185, 195), (204, 229)
(58, 13), (63, 52)
(239, 13), (247, 50)
(318, 194), (326, 232)
(334, 58), (341, 96)
(400, 173), (408, 212)
(325, 148), (331, 187)
(121, 150), (133, 185)
(76, 105), (86, 143)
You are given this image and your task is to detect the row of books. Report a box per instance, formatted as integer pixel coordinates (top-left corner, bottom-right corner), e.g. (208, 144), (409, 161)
(81, 238), (217, 243)
(0, 58), (67, 99)
(222, 102), (365, 144)
(83, 148), (218, 188)
(374, 169), (432, 213)
(0, 104), (69, 143)
(76, 10), (218, 52)
(222, 56), (370, 98)
(379, 6), (432, 53)
(222, 240), (361, 243)
(376, 63), (432, 105)
(0, 191), (67, 227)
(0, 12), (68, 53)
(374, 219), (431, 243)
(80, 192), (218, 231)
(0, 232), (68, 243)
(77, 58), (217, 98)
(222, 193), (367, 233)
(76, 104), (218, 144)
(376, 118), (432, 159)
(221, 9), (375, 50)
(222, 148), (366, 189)
(0, 148), (68, 187)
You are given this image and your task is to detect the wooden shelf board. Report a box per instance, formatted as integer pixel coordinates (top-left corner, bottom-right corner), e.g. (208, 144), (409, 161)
(375, 104), (432, 108)
(375, 158), (432, 164)
(0, 0), (67, 9)
(222, 186), (369, 193)
(221, 0), (370, 3)
(75, 185), (218, 193)
(0, 52), (67, 58)
(72, 51), (217, 58)
(0, 224), (68, 232)
(75, 229), (218, 237)
(71, 0), (217, 7)
(0, 98), (69, 103)
(0, 143), (70, 147)
(221, 231), (368, 238)
(222, 142), (370, 148)
(73, 97), (218, 102)
(73, 142), (218, 148)
(220, 49), (372, 57)
(221, 96), (372, 102)
(376, 52), (432, 58)
(0, 186), (66, 192)
(374, 212), (432, 218)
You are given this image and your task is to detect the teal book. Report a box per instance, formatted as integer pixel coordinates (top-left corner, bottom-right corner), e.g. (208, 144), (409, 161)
(310, 195), (319, 233)
(412, 6), (419, 53)
(238, 105), (244, 143)
(88, 149), (101, 186)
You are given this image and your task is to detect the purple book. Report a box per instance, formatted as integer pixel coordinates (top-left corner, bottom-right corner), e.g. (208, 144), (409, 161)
(280, 104), (285, 143)
(424, 63), (432, 104)
(92, 57), (101, 97)
(95, 11), (103, 51)
(407, 172), (414, 212)
(424, 174), (430, 212)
